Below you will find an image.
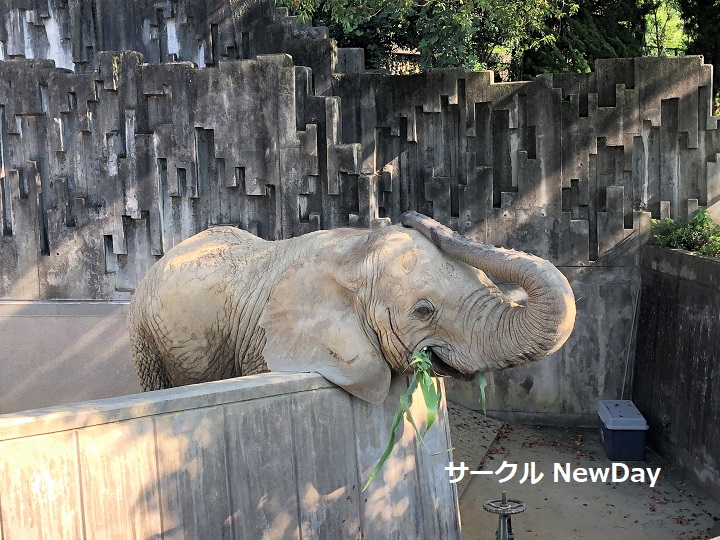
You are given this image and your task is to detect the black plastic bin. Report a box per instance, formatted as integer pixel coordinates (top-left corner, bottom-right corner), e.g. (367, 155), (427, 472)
(597, 400), (648, 461)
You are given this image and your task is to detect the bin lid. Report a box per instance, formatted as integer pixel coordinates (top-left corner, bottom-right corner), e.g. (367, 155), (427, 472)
(597, 400), (648, 430)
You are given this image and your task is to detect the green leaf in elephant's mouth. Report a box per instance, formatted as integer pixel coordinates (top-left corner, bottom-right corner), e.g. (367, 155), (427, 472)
(363, 347), (451, 491)
(363, 348), (490, 491)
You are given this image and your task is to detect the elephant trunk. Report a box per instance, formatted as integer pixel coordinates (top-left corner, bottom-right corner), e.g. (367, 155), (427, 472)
(400, 211), (575, 369)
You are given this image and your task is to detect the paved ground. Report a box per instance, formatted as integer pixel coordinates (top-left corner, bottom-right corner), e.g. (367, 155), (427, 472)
(453, 421), (720, 540)
(447, 402), (503, 497)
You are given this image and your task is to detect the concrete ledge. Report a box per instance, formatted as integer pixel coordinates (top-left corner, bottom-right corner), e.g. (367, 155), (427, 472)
(641, 244), (720, 288)
(0, 372), (334, 441)
(0, 373), (461, 539)
(0, 300), (129, 317)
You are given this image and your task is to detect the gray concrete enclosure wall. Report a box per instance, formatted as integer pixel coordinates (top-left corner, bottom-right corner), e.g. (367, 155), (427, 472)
(0, 301), (138, 414)
(1, 0), (720, 421)
(633, 245), (720, 502)
(0, 372), (460, 539)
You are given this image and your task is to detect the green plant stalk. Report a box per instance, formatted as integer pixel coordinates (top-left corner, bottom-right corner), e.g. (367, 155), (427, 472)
(362, 372), (421, 491)
(363, 348), (488, 491)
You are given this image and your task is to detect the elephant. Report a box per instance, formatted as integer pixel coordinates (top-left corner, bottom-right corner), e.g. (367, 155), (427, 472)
(128, 211), (576, 404)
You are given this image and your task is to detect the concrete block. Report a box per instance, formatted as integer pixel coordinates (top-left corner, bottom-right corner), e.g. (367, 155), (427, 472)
(0, 430), (83, 539)
(156, 406), (234, 538)
(707, 156), (720, 221)
(337, 48), (364, 74)
(352, 375), (459, 539)
(0, 373), (460, 539)
(78, 417), (162, 538)
(635, 245), (720, 502)
(597, 185), (627, 257)
(291, 389), (361, 538)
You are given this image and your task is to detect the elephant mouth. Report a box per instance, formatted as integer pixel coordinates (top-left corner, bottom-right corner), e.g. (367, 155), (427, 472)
(428, 348), (476, 381)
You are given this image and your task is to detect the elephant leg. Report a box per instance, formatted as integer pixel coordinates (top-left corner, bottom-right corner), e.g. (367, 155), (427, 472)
(132, 332), (172, 391)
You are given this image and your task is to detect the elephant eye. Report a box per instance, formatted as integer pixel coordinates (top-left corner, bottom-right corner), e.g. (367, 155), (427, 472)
(413, 301), (435, 320)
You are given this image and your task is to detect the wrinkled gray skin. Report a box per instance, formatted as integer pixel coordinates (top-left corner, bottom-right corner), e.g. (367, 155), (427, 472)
(129, 212), (576, 404)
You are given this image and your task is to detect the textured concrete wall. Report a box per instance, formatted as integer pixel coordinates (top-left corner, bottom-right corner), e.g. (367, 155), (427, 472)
(448, 265), (639, 425)
(0, 0), (350, 94)
(1, 0), (720, 420)
(633, 245), (720, 503)
(0, 301), (138, 414)
(0, 51), (365, 300)
(0, 372), (460, 539)
(331, 57), (720, 255)
(331, 55), (719, 423)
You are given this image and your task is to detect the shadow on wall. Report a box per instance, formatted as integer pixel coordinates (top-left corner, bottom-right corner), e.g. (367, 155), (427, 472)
(0, 302), (139, 414)
(0, 374), (460, 539)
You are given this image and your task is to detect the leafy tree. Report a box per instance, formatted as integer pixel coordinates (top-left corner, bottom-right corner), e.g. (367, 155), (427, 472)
(676, 0), (720, 108)
(472, 0), (578, 76)
(276, 0), (577, 72)
(645, 0), (686, 56)
(302, 5), (410, 70)
(517, 0), (652, 79)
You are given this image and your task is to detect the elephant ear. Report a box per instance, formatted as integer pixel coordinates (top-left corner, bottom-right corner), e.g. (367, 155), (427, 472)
(259, 256), (391, 405)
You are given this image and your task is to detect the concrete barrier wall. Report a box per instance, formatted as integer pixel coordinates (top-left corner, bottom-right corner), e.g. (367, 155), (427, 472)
(633, 245), (720, 502)
(0, 301), (139, 414)
(0, 372), (460, 539)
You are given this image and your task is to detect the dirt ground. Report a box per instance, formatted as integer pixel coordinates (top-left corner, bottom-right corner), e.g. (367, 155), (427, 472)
(449, 417), (720, 540)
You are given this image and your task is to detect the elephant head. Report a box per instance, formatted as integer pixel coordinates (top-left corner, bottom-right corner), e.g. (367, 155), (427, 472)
(259, 211), (576, 404)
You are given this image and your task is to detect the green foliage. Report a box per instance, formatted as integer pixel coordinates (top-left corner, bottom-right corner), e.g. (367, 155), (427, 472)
(645, 0), (686, 56)
(362, 347), (448, 491)
(677, 0), (720, 108)
(292, 2), (411, 71)
(275, 0), (577, 72)
(474, 0), (579, 76)
(651, 209), (720, 258)
(677, 0), (720, 57)
(519, 0), (651, 78)
(414, 1), (481, 70)
(363, 347), (491, 490)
